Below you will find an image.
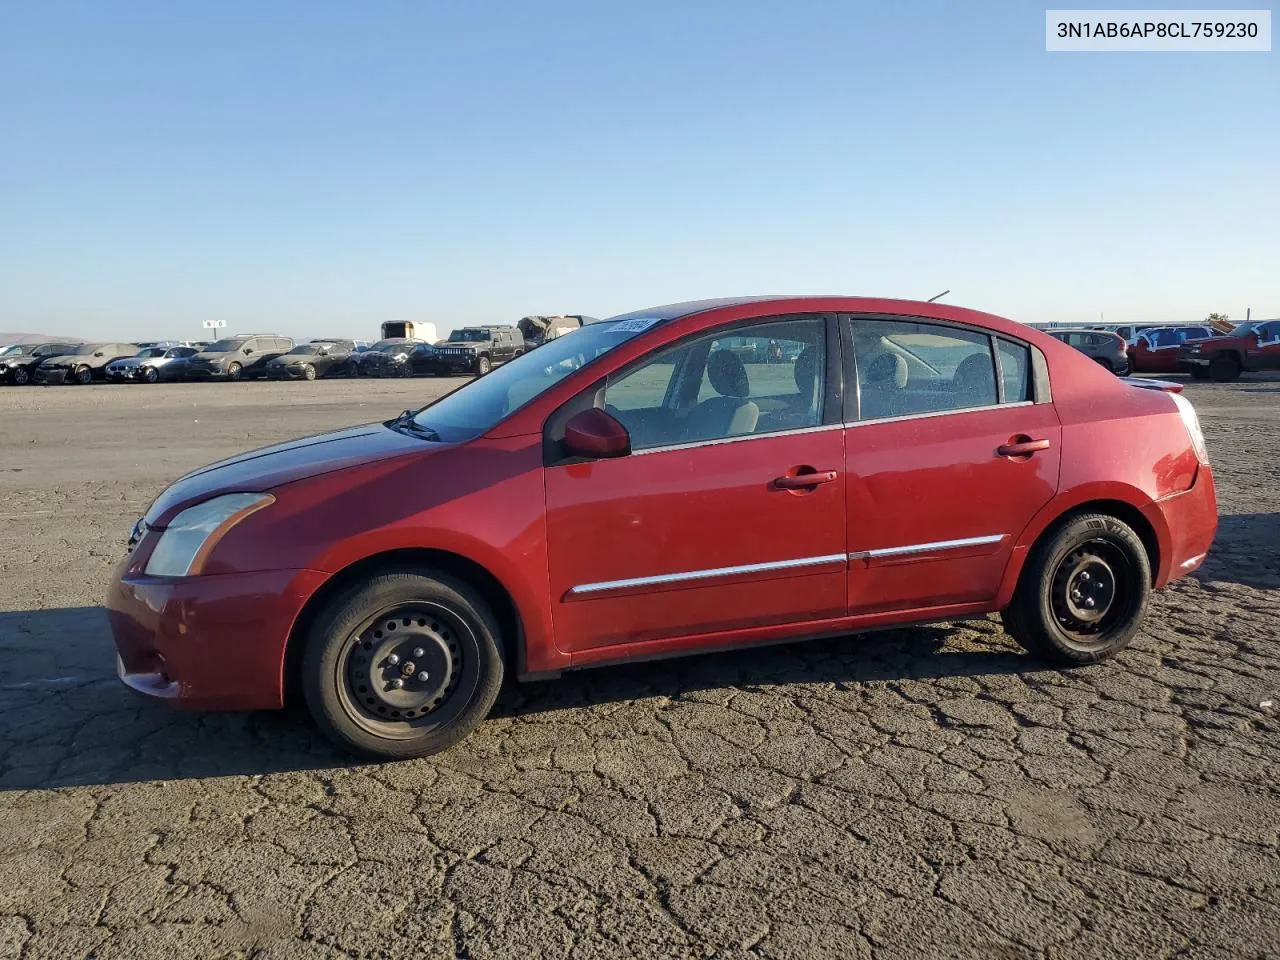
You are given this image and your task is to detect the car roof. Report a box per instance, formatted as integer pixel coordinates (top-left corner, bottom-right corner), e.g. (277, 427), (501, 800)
(602, 296), (1039, 341)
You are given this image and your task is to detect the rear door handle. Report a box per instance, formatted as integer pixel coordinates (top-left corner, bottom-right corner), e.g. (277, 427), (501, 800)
(774, 470), (838, 489)
(997, 438), (1051, 458)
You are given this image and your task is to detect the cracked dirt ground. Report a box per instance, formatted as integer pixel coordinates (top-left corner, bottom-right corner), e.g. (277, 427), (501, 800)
(1, 376), (1277, 959)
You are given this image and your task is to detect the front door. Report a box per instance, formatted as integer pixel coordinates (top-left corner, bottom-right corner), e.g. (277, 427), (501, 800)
(843, 315), (1062, 614)
(544, 315), (847, 654)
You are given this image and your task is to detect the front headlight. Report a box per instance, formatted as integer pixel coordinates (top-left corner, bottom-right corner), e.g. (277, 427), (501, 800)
(144, 493), (274, 577)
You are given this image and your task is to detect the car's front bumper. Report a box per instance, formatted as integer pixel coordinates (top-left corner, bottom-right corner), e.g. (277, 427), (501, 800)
(267, 366), (306, 380)
(185, 366), (228, 379)
(420, 355), (477, 374)
(106, 368), (141, 382)
(107, 560), (328, 711)
(32, 368), (69, 384)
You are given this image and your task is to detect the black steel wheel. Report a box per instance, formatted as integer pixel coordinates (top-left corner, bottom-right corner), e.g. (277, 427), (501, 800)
(302, 569), (505, 759)
(1002, 512), (1151, 664)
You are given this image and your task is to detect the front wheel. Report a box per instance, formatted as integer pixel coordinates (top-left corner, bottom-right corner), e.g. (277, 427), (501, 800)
(11, 367), (29, 385)
(1002, 513), (1151, 665)
(74, 365), (93, 385)
(475, 356), (491, 377)
(1208, 354), (1240, 382)
(302, 569), (505, 759)
(142, 366), (159, 383)
(226, 362), (243, 382)
(303, 363), (317, 381)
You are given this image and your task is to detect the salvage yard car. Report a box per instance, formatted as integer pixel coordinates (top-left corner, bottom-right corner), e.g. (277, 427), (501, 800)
(416, 325), (524, 376)
(108, 296), (1218, 760)
(355, 338), (425, 378)
(33, 342), (140, 384)
(1126, 325), (1217, 375)
(1178, 319), (1280, 381)
(186, 335), (294, 381)
(266, 340), (356, 381)
(105, 345), (199, 383)
(1045, 328), (1130, 375)
(0, 342), (83, 384)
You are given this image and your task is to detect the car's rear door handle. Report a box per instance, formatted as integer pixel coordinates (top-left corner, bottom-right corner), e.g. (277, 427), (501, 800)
(774, 470), (838, 489)
(997, 438), (1051, 458)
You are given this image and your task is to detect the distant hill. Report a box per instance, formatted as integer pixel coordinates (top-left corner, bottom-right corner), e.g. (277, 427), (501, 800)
(0, 332), (82, 345)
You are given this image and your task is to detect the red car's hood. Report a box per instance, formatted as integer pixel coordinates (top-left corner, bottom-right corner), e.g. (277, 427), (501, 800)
(144, 423), (429, 524)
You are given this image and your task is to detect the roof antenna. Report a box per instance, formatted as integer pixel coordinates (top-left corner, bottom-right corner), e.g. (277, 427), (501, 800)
(926, 289), (950, 303)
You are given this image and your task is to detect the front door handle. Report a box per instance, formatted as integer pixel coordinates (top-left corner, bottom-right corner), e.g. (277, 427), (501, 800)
(774, 470), (838, 489)
(997, 437), (1051, 458)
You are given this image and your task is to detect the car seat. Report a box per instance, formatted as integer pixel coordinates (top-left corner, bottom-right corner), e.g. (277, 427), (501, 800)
(685, 351), (760, 441)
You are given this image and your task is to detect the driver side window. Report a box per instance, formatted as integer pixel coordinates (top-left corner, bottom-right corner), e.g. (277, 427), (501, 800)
(603, 317), (827, 451)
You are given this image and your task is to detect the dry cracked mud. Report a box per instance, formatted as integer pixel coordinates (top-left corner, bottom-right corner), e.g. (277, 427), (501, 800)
(1, 375), (1277, 959)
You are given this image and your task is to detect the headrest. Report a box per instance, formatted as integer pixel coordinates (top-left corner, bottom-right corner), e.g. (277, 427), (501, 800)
(865, 353), (908, 388)
(707, 350), (750, 398)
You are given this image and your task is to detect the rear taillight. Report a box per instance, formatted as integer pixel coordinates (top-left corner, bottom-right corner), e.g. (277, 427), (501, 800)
(1170, 392), (1210, 465)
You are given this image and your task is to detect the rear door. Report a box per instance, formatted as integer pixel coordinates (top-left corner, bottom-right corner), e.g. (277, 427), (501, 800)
(544, 313), (847, 654)
(842, 315), (1062, 614)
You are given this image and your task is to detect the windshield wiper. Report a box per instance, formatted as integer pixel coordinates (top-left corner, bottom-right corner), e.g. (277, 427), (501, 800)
(388, 408), (441, 442)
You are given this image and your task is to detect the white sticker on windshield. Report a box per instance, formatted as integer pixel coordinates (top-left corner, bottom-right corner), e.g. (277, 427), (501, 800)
(611, 317), (661, 334)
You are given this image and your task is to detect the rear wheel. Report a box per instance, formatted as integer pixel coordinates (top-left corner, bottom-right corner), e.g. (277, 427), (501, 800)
(1208, 354), (1240, 382)
(302, 569), (505, 759)
(1002, 513), (1151, 664)
(1093, 357), (1116, 374)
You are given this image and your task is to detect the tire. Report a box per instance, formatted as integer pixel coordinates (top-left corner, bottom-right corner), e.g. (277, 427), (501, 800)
(1208, 354), (1240, 383)
(1001, 512), (1151, 665)
(142, 366), (159, 383)
(226, 362), (243, 382)
(11, 367), (29, 386)
(74, 365), (93, 385)
(301, 569), (505, 760)
(303, 363), (317, 381)
(1188, 366), (1209, 381)
(476, 355), (491, 377)
(1093, 357), (1115, 374)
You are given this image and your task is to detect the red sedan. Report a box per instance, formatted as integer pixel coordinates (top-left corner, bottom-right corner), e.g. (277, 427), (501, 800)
(108, 297), (1218, 759)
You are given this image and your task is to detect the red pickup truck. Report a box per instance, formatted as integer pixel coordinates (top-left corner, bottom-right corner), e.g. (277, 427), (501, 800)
(1178, 319), (1280, 381)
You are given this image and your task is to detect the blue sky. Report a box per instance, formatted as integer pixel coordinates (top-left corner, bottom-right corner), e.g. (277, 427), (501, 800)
(1, 0), (1276, 341)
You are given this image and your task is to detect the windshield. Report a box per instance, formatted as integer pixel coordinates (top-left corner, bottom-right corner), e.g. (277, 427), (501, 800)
(137, 347), (167, 358)
(73, 344), (105, 355)
(376, 341), (416, 354)
(207, 338), (244, 352)
(288, 344), (322, 355)
(411, 318), (658, 442)
(0, 345), (25, 358)
(449, 329), (489, 342)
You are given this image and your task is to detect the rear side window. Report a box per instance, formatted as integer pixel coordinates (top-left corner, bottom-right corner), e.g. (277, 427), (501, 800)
(996, 339), (1031, 402)
(851, 318), (998, 421)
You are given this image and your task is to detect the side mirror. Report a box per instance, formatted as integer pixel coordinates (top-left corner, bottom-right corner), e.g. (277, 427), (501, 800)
(244, 348), (254, 355)
(94, 351), (104, 357)
(564, 408), (630, 459)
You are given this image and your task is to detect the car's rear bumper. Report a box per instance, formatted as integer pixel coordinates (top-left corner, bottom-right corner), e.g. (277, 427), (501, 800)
(106, 561), (328, 711)
(1146, 464), (1218, 588)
